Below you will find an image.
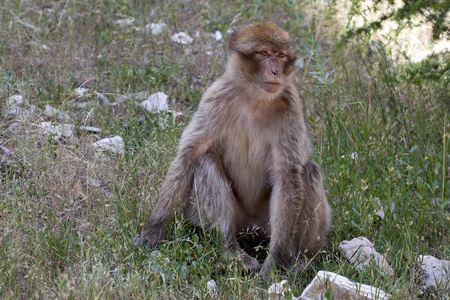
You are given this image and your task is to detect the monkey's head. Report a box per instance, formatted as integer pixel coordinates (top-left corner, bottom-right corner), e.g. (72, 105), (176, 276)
(228, 22), (296, 94)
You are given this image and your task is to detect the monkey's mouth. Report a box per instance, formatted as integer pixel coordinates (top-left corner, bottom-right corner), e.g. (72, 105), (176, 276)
(263, 82), (282, 92)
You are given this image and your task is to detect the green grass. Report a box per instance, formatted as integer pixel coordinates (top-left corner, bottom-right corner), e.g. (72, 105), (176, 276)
(1, 0), (449, 299)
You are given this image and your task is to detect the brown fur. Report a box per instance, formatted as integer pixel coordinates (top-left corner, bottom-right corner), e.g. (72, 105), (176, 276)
(135, 22), (332, 273)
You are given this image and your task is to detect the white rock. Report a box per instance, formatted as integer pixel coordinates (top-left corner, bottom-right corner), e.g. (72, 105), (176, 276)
(7, 95), (24, 107)
(215, 30), (223, 41)
(268, 280), (299, 300)
(145, 22), (167, 35)
(79, 126), (102, 134)
(140, 92), (169, 112)
(300, 271), (390, 300)
(72, 102), (89, 109)
(3, 105), (30, 120)
(96, 92), (117, 107)
(206, 280), (218, 297)
(74, 87), (89, 97)
(418, 255), (450, 290)
(39, 122), (75, 143)
(375, 198), (385, 219)
(171, 32), (193, 45)
(338, 237), (394, 276)
(3, 104), (41, 121)
(44, 105), (71, 122)
(92, 136), (125, 154)
(115, 18), (135, 27)
(295, 57), (305, 69)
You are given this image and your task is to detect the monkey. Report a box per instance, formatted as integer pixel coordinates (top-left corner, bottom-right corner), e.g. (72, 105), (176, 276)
(134, 22), (332, 273)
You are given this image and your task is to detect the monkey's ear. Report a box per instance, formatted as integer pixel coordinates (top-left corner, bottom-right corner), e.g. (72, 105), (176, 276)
(228, 28), (239, 52)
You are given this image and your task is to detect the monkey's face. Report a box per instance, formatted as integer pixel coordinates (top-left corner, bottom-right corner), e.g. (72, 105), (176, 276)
(228, 22), (297, 94)
(253, 46), (289, 93)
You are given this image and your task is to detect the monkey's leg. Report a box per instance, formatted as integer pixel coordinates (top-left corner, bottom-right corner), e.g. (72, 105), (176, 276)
(294, 160), (332, 257)
(185, 152), (261, 271)
(262, 160), (331, 273)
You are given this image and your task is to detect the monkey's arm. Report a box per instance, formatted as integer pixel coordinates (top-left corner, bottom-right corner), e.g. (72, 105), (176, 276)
(263, 116), (309, 271)
(141, 110), (215, 247)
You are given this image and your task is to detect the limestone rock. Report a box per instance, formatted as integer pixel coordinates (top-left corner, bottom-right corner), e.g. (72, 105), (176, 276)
(79, 126), (102, 134)
(44, 105), (71, 122)
(300, 271), (390, 300)
(39, 122), (75, 137)
(215, 30), (223, 41)
(418, 255), (450, 290)
(92, 136), (125, 154)
(96, 92), (117, 107)
(145, 23), (167, 35)
(74, 87), (89, 97)
(140, 92), (169, 112)
(268, 280), (298, 300)
(7, 95), (25, 107)
(338, 237), (394, 276)
(206, 279), (217, 297)
(115, 18), (135, 27)
(171, 32), (193, 45)
(38, 121), (76, 143)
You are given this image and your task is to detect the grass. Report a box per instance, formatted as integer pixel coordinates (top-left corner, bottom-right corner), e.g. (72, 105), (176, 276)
(1, 0), (449, 299)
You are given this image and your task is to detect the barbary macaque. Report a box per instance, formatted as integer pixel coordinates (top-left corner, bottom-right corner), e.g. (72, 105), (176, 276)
(135, 22), (332, 273)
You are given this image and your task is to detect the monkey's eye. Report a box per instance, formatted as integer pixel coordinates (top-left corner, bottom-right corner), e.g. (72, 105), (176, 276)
(259, 51), (270, 57)
(278, 53), (286, 58)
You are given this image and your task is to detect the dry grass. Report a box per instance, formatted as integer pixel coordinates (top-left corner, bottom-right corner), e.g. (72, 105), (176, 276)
(0, 0), (449, 299)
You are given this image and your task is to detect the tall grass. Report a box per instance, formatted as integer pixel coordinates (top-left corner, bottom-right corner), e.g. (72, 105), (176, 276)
(0, 0), (448, 298)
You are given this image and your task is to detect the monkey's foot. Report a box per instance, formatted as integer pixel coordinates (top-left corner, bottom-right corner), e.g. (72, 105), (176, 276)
(225, 248), (260, 271)
(240, 252), (261, 272)
(133, 235), (150, 249)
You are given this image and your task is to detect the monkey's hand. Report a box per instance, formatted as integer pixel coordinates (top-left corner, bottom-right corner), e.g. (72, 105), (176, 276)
(134, 222), (168, 249)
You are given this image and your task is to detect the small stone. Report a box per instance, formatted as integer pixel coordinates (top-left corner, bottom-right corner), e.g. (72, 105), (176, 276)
(74, 87), (89, 97)
(268, 279), (298, 300)
(206, 280), (217, 297)
(300, 271), (390, 300)
(418, 255), (450, 290)
(39, 122), (75, 138)
(338, 237), (394, 276)
(171, 32), (193, 45)
(140, 92), (169, 112)
(375, 198), (385, 219)
(295, 57), (305, 69)
(72, 102), (89, 109)
(115, 18), (135, 27)
(145, 22), (167, 35)
(92, 136), (125, 154)
(87, 178), (100, 187)
(79, 126), (102, 134)
(44, 105), (71, 122)
(96, 92), (117, 107)
(215, 30), (223, 41)
(7, 95), (24, 107)
(169, 110), (185, 124)
(3, 105), (30, 120)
